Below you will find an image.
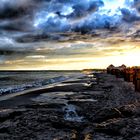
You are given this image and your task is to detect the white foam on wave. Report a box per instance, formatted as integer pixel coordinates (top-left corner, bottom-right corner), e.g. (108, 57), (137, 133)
(0, 76), (69, 95)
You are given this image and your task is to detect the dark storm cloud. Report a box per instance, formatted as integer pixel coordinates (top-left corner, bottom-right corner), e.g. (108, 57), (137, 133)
(0, 0), (39, 32)
(0, 0), (36, 19)
(15, 34), (50, 43)
(0, 18), (33, 31)
(0, 0), (139, 35)
(66, 0), (104, 19)
(1, 0), (140, 70)
(32, 0), (105, 33)
(121, 8), (140, 22)
(133, 0), (140, 12)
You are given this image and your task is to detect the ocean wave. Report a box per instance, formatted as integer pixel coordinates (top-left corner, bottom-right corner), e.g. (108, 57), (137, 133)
(0, 76), (68, 95)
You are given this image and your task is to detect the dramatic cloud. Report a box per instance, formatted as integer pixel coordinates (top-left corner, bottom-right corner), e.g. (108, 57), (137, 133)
(1, 0), (140, 33)
(0, 0), (140, 69)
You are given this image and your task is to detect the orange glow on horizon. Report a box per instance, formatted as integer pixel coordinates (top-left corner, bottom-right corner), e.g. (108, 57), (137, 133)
(1, 43), (140, 70)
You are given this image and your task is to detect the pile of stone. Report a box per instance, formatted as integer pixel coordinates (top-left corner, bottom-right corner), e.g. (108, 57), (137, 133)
(107, 64), (140, 92)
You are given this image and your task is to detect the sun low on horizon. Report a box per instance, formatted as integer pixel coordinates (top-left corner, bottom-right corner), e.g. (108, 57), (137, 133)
(0, 0), (140, 70)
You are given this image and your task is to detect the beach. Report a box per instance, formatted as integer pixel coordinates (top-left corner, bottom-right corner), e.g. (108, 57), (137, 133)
(0, 71), (140, 140)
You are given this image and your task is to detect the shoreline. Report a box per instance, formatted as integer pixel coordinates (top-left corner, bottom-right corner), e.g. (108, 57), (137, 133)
(0, 73), (85, 102)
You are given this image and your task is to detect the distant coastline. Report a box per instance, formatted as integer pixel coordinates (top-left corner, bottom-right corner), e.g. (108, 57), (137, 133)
(0, 69), (105, 72)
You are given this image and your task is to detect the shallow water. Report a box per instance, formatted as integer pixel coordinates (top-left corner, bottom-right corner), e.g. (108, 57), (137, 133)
(31, 92), (75, 104)
(0, 71), (81, 95)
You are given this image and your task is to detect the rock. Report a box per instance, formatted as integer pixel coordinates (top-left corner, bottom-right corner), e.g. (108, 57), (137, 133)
(95, 118), (123, 136)
(118, 104), (140, 117)
(82, 126), (94, 140)
(131, 136), (140, 140)
(82, 126), (94, 134)
(51, 119), (87, 130)
(102, 85), (114, 92)
(94, 133), (120, 140)
(0, 109), (23, 122)
(119, 117), (140, 138)
(71, 130), (78, 140)
(92, 108), (123, 123)
(94, 117), (140, 139)
(0, 73), (140, 139)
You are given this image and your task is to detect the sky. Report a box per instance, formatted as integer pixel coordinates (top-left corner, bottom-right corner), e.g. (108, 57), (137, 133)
(0, 0), (140, 70)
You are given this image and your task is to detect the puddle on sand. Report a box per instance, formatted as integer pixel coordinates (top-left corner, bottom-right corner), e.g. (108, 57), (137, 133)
(63, 104), (84, 122)
(72, 99), (97, 102)
(31, 92), (75, 104)
(0, 109), (13, 113)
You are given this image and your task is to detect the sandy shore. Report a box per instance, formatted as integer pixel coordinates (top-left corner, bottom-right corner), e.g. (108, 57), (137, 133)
(0, 72), (140, 140)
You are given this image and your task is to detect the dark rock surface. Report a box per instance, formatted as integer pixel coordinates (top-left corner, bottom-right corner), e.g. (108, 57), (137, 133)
(0, 73), (140, 140)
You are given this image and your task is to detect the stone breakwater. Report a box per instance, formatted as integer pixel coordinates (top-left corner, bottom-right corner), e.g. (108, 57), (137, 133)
(0, 72), (140, 140)
(107, 64), (140, 92)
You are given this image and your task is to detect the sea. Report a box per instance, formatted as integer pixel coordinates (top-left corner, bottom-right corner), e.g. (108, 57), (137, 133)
(0, 71), (82, 95)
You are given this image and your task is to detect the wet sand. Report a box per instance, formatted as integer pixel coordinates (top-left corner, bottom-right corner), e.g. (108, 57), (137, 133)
(0, 72), (140, 140)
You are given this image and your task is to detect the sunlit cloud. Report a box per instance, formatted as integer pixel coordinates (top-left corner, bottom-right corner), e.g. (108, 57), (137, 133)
(0, 0), (140, 70)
